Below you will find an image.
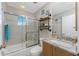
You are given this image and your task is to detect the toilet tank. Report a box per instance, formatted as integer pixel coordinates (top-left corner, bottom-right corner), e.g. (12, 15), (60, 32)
(39, 38), (44, 46)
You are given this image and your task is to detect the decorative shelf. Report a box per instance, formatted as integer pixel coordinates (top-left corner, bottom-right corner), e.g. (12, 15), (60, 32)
(39, 17), (50, 21)
(39, 16), (50, 31)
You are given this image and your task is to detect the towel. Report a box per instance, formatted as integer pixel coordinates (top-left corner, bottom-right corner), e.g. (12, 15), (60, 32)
(5, 24), (11, 42)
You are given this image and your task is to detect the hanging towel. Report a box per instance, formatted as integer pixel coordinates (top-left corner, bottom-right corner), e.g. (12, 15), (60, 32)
(5, 25), (11, 42)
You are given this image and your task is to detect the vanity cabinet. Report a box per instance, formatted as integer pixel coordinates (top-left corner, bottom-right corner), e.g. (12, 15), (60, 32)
(42, 41), (53, 56)
(42, 41), (74, 56)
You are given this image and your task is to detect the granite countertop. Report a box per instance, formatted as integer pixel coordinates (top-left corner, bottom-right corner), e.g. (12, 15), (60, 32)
(42, 38), (77, 55)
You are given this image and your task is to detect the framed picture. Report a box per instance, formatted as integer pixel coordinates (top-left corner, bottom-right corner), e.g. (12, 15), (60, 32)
(41, 9), (51, 16)
(46, 9), (51, 16)
(41, 9), (45, 15)
(46, 10), (49, 15)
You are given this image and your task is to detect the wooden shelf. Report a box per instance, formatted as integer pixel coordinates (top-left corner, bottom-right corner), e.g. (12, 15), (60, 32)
(40, 17), (50, 21)
(39, 16), (50, 31)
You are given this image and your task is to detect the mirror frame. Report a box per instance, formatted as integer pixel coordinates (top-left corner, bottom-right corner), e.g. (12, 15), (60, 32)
(75, 2), (78, 31)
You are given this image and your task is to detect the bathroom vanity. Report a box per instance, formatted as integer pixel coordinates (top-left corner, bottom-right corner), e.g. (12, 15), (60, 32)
(42, 38), (77, 56)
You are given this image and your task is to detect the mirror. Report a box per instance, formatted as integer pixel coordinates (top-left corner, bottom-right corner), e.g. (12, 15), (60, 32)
(62, 11), (76, 37)
(52, 2), (77, 42)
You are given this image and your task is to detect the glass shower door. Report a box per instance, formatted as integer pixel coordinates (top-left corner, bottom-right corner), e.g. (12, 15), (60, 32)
(25, 19), (39, 47)
(3, 13), (39, 55)
(3, 14), (23, 54)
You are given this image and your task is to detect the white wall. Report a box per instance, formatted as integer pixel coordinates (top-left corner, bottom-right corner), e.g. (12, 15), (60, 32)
(53, 17), (62, 35)
(0, 3), (2, 46)
(77, 2), (79, 53)
(0, 2), (3, 56)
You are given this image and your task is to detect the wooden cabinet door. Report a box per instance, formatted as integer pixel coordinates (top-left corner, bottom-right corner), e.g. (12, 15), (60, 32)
(42, 42), (53, 56)
(54, 47), (62, 56)
(52, 45), (57, 56)
(42, 41), (74, 56)
(54, 47), (73, 56)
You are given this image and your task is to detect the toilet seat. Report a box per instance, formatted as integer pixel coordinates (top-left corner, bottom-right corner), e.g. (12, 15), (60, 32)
(30, 45), (42, 56)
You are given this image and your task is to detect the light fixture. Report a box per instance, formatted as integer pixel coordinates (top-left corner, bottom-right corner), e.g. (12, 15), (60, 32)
(33, 2), (37, 4)
(20, 5), (25, 8)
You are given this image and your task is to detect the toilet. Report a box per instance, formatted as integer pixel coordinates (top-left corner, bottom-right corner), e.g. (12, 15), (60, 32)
(30, 45), (42, 56)
(30, 38), (43, 56)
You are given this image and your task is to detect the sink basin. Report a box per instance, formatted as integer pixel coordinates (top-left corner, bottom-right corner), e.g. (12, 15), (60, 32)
(49, 39), (75, 49)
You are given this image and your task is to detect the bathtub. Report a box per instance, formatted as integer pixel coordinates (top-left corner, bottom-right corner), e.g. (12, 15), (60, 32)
(2, 42), (29, 56)
(2, 42), (38, 56)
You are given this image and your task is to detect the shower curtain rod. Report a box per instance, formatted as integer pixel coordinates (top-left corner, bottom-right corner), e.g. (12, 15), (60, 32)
(4, 11), (19, 16)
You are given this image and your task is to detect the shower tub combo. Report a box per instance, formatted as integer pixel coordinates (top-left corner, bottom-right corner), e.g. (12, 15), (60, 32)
(2, 12), (40, 56)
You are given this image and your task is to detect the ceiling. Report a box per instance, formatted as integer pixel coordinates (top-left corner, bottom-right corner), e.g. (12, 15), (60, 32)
(51, 2), (75, 15)
(6, 2), (48, 14)
(6, 2), (75, 15)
